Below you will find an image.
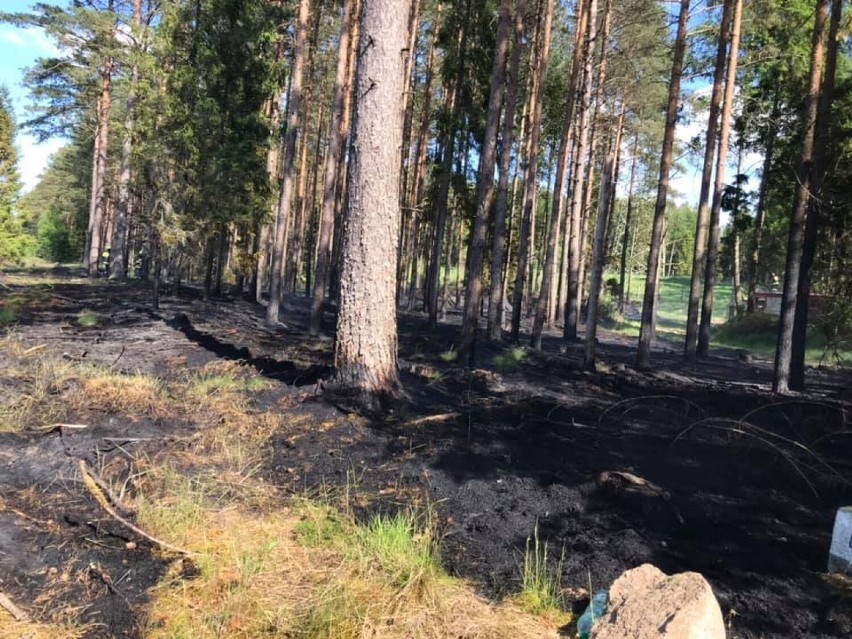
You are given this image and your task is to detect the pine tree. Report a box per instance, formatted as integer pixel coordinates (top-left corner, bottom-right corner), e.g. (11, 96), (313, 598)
(0, 86), (26, 263)
(332, 0), (407, 405)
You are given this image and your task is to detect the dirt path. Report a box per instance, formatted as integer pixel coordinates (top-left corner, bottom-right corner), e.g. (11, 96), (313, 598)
(1, 267), (851, 638)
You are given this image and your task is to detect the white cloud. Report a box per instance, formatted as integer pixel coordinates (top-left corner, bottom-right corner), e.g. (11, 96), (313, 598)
(0, 31), (26, 47)
(0, 26), (61, 57)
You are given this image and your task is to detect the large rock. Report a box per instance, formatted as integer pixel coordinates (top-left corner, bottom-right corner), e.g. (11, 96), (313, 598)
(591, 564), (726, 639)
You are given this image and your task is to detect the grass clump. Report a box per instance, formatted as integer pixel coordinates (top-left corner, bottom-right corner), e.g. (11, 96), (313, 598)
(354, 510), (443, 590)
(76, 309), (99, 328)
(0, 302), (16, 326)
(439, 347), (458, 363)
(493, 346), (529, 372)
(185, 360), (270, 399)
(516, 523), (568, 621)
(294, 502), (347, 547)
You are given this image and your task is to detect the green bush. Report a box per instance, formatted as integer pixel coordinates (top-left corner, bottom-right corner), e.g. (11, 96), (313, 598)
(36, 208), (77, 263)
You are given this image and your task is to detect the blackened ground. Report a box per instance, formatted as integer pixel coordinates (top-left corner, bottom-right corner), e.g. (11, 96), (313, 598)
(1, 267), (850, 639)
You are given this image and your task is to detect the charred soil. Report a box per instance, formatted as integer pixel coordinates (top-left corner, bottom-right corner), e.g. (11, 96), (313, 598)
(1, 267), (851, 638)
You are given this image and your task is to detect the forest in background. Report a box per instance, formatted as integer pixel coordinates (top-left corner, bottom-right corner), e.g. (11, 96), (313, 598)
(0, 0), (850, 400)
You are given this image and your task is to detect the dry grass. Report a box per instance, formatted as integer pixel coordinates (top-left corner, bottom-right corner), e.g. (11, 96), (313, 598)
(1, 335), (564, 638)
(132, 402), (562, 639)
(0, 619), (91, 639)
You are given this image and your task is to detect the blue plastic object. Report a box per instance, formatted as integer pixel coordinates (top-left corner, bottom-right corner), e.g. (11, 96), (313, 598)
(577, 590), (609, 639)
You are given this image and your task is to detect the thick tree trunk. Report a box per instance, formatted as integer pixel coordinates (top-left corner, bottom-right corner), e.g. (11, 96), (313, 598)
(789, 0), (841, 390)
(584, 102), (624, 370)
(333, 0), (407, 403)
(684, 0), (734, 358)
(310, 0), (356, 334)
(510, 0), (555, 344)
(774, 0), (829, 393)
(636, 0), (690, 368)
(697, 0), (743, 356)
(266, 0), (310, 324)
(459, 0), (514, 361)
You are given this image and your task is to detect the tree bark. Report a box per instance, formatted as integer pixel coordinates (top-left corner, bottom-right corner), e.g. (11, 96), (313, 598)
(636, 0), (690, 368)
(531, 0), (588, 347)
(684, 0), (734, 358)
(310, 0), (356, 334)
(333, 0), (407, 403)
(618, 130), (640, 313)
(266, 0), (310, 324)
(563, 0), (598, 340)
(459, 0), (514, 361)
(697, 0), (743, 356)
(487, 0), (529, 341)
(110, 0), (142, 280)
(773, 0), (830, 392)
(86, 57), (113, 277)
(584, 101), (624, 370)
(746, 100), (778, 314)
(789, 0), (841, 390)
(510, 0), (555, 344)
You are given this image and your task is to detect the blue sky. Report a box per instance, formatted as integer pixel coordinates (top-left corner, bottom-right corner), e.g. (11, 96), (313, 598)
(1, 0), (66, 192)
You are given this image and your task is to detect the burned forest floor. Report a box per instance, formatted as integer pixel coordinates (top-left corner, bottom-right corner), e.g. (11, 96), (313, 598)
(1, 266), (852, 639)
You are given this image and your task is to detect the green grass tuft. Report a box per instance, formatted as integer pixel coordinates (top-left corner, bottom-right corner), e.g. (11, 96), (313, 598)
(493, 346), (529, 372)
(77, 309), (99, 328)
(517, 522), (565, 616)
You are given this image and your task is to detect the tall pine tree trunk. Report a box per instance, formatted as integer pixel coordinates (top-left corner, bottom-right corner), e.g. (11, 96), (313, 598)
(684, 0), (733, 358)
(110, 0), (142, 279)
(459, 0), (514, 361)
(310, 0), (356, 334)
(532, 0), (588, 347)
(618, 130), (640, 313)
(774, 0), (829, 393)
(510, 0), (555, 343)
(697, 0), (743, 356)
(266, 0), (310, 324)
(86, 57), (113, 277)
(333, 0), (407, 403)
(584, 101), (624, 369)
(636, 0), (690, 368)
(487, 0), (529, 341)
(789, 0), (841, 390)
(563, 0), (598, 340)
(746, 99), (778, 313)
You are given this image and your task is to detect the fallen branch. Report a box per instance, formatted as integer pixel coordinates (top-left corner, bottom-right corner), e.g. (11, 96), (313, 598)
(78, 460), (195, 556)
(80, 463), (135, 516)
(21, 344), (47, 355)
(0, 591), (29, 622)
(403, 412), (460, 427)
